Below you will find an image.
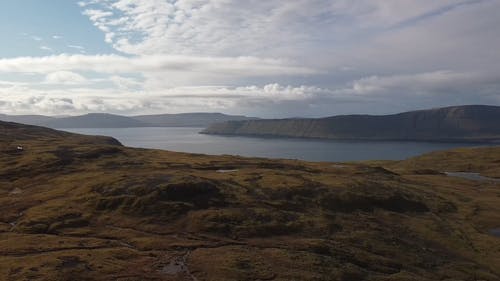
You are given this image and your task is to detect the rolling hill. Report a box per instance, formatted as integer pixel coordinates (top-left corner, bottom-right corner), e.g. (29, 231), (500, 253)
(1, 120), (500, 280)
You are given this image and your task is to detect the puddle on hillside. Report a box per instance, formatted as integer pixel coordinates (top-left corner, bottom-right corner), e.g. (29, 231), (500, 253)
(159, 252), (199, 281)
(216, 169), (239, 173)
(161, 261), (185, 275)
(490, 228), (500, 237)
(444, 172), (500, 183)
(9, 188), (22, 195)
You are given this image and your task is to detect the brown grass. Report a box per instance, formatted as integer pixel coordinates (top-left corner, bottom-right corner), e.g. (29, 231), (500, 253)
(1, 121), (500, 280)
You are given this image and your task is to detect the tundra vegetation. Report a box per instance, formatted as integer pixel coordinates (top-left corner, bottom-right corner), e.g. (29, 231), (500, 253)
(1, 121), (500, 281)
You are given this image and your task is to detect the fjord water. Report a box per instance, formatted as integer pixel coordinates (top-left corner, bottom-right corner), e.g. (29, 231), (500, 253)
(64, 127), (486, 162)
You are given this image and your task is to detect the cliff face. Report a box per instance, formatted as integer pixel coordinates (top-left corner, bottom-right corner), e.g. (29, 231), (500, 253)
(202, 105), (500, 142)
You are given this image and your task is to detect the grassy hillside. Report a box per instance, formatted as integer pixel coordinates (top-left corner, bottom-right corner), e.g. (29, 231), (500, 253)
(1, 120), (500, 280)
(202, 105), (500, 142)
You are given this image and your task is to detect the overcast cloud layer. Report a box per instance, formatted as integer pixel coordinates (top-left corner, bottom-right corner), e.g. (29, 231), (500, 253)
(0, 0), (499, 117)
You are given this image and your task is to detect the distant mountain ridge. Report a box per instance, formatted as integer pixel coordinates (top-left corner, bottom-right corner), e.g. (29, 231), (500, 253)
(0, 112), (257, 128)
(201, 105), (500, 142)
(132, 112), (258, 127)
(41, 113), (149, 128)
(0, 114), (55, 126)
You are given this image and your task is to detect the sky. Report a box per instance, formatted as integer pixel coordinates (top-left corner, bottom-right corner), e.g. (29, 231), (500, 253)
(0, 0), (499, 117)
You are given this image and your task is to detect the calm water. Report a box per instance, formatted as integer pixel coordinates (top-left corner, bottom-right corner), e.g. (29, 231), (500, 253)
(63, 127), (487, 162)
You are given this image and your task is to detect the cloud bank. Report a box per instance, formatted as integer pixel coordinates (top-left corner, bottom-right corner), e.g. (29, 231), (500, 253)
(0, 0), (499, 116)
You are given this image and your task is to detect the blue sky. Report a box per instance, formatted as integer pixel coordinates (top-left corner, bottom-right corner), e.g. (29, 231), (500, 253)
(0, 1), (115, 57)
(0, 0), (499, 117)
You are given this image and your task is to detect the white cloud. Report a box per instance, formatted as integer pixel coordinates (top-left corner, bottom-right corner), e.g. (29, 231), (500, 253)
(44, 71), (87, 85)
(109, 75), (142, 90)
(1, 70), (499, 116)
(345, 71), (500, 97)
(328, 0), (470, 28)
(1, 1), (499, 116)
(77, 0), (477, 59)
(328, 0), (500, 75)
(0, 54), (316, 84)
(82, 9), (113, 23)
(0, 82), (330, 115)
(67, 45), (85, 50)
(39, 46), (53, 52)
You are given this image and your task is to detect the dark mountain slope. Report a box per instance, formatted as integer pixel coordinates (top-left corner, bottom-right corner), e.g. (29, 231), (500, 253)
(202, 105), (500, 142)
